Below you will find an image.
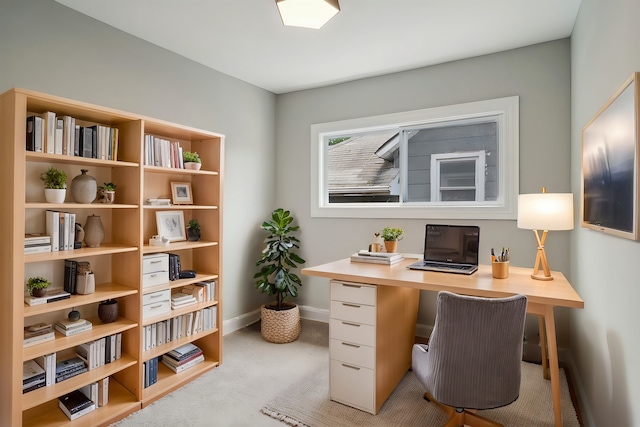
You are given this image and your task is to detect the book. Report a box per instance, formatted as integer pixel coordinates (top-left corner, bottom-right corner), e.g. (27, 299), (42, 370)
(161, 353), (204, 373)
(64, 260), (78, 294)
(56, 366), (88, 383)
(55, 317), (90, 330)
(162, 349), (203, 368)
(26, 115), (35, 151)
(40, 111), (56, 154)
(23, 360), (45, 385)
(24, 233), (51, 245)
(54, 116), (64, 154)
(45, 210), (59, 252)
(23, 331), (54, 347)
(182, 284), (204, 302)
(54, 322), (92, 336)
(98, 377), (109, 406)
(350, 252), (404, 265)
(166, 343), (202, 361)
(58, 390), (95, 420)
(80, 381), (99, 405)
(35, 353), (56, 386)
(24, 289), (71, 306)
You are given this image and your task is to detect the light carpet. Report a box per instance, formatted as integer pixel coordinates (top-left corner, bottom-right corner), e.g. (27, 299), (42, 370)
(261, 361), (580, 427)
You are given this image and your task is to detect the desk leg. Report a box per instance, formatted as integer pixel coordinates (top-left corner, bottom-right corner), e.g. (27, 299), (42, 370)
(543, 305), (562, 427)
(538, 315), (549, 380)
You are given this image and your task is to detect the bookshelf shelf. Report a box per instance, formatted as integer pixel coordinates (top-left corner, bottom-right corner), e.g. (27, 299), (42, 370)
(0, 88), (224, 426)
(142, 326), (219, 362)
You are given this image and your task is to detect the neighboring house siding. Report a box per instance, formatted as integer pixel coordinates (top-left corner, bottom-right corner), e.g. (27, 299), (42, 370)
(407, 122), (497, 201)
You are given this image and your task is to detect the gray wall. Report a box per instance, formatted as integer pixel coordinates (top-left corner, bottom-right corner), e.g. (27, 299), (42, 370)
(0, 0), (277, 322)
(571, 0), (640, 425)
(276, 40), (572, 346)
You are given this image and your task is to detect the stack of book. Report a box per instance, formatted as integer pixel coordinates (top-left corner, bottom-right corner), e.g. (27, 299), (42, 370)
(170, 292), (197, 310)
(23, 360), (46, 394)
(55, 356), (87, 383)
(161, 343), (204, 373)
(23, 323), (55, 348)
(58, 389), (96, 421)
(24, 233), (51, 254)
(24, 289), (71, 306)
(350, 250), (405, 265)
(54, 318), (93, 337)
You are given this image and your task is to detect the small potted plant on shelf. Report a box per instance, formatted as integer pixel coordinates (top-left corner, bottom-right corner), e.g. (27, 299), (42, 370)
(99, 182), (116, 204)
(381, 226), (404, 253)
(254, 208), (306, 343)
(26, 276), (51, 298)
(183, 151), (202, 170)
(40, 167), (67, 203)
(187, 219), (201, 241)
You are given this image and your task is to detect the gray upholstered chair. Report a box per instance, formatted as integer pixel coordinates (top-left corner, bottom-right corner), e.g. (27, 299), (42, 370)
(412, 291), (528, 427)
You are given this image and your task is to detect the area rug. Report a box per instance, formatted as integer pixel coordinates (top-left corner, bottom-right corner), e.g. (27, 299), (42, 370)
(261, 361), (580, 427)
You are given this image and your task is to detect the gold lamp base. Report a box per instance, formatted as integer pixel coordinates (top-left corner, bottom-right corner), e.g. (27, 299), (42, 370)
(531, 229), (554, 281)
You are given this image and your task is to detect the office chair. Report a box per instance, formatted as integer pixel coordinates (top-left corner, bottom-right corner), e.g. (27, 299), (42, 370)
(412, 291), (527, 427)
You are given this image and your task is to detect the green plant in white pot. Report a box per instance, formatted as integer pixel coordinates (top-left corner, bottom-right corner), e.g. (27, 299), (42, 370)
(183, 151), (202, 170)
(254, 208), (306, 343)
(40, 167), (67, 203)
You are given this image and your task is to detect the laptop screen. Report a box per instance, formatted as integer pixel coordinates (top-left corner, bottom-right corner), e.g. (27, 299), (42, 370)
(423, 224), (480, 265)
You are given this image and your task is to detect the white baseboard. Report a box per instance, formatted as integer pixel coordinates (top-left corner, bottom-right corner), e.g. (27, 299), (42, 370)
(223, 309), (261, 335)
(561, 350), (594, 427)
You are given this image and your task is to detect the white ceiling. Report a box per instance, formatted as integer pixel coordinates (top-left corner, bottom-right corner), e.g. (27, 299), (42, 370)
(54, 0), (581, 94)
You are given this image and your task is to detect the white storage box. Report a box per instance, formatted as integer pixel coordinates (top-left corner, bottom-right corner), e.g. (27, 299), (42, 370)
(142, 289), (171, 319)
(142, 253), (169, 288)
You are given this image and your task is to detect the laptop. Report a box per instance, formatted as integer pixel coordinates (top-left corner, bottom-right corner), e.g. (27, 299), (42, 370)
(407, 224), (480, 275)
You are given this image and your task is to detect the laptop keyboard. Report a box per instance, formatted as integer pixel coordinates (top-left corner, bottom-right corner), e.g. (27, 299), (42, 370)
(423, 261), (474, 271)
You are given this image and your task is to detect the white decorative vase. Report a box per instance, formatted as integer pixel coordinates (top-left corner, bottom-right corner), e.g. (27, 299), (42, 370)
(44, 188), (66, 203)
(184, 162), (202, 171)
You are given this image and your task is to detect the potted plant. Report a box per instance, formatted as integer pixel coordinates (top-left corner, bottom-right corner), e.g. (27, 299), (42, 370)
(187, 219), (201, 241)
(99, 182), (116, 204)
(381, 226), (404, 253)
(26, 276), (51, 298)
(254, 208), (306, 343)
(40, 167), (67, 203)
(183, 151), (202, 170)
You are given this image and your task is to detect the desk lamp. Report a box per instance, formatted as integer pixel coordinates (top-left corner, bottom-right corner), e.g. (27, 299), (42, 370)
(517, 188), (573, 280)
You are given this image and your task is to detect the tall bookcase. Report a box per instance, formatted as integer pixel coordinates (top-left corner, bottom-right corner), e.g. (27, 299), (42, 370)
(0, 88), (224, 426)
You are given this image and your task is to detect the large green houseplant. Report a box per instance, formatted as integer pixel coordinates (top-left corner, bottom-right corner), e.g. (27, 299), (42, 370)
(254, 208), (305, 343)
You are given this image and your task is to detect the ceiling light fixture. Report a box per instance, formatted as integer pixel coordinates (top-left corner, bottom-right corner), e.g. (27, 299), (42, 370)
(276, 0), (340, 29)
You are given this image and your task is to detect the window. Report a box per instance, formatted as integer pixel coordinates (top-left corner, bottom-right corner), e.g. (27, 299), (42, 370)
(310, 96), (519, 219)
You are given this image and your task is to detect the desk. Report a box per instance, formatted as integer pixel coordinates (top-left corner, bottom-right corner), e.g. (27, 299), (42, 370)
(302, 258), (584, 427)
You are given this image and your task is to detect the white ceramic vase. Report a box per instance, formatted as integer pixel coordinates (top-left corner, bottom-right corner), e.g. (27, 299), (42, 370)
(184, 162), (202, 170)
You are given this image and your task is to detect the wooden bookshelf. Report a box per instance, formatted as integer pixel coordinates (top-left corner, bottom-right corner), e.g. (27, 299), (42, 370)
(0, 88), (224, 426)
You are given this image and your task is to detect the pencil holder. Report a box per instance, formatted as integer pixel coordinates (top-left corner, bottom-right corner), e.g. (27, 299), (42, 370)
(492, 261), (509, 279)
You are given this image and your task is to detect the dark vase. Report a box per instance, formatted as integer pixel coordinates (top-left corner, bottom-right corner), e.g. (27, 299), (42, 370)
(187, 228), (201, 241)
(98, 299), (119, 323)
(32, 288), (47, 298)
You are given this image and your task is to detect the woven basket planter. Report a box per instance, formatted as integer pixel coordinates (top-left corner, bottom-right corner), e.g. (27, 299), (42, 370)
(261, 303), (300, 343)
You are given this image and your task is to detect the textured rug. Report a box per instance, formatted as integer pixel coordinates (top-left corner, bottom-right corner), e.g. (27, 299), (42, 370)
(261, 361), (580, 427)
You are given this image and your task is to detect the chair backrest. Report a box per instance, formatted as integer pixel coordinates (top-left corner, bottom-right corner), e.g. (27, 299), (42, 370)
(419, 291), (528, 410)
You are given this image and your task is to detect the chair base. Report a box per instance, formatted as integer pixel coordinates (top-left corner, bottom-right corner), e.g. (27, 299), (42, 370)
(424, 393), (503, 427)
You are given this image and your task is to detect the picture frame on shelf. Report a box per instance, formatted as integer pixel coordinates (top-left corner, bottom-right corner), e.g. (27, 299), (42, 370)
(171, 182), (193, 205)
(156, 211), (186, 242)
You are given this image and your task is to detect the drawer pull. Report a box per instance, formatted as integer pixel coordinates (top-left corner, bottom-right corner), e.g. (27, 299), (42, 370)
(150, 293), (163, 298)
(150, 260), (162, 264)
(341, 342), (360, 349)
(342, 284), (362, 289)
(341, 321), (360, 327)
(341, 363), (360, 371)
(342, 303), (361, 308)
(150, 304), (163, 309)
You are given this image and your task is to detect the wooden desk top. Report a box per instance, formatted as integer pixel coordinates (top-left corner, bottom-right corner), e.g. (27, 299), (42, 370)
(302, 258), (584, 309)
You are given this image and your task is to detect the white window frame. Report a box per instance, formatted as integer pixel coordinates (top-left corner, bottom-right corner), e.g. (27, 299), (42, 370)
(430, 151), (486, 202)
(310, 96), (519, 219)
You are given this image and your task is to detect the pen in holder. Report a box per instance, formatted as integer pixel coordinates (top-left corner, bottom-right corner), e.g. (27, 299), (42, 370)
(491, 247), (510, 279)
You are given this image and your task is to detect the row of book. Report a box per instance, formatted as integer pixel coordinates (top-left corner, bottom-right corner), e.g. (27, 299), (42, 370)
(58, 377), (109, 421)
(142, 357), (159, 389)
(76, 333), (123, 370)
(45, 210), (79, 253)
(161, 343), (204, 374)
(64, 260), (91, 294)
(24, 354), (88, 392)
(23, 323), (55, 348)
(350, 250), (405, 265)
(142, 307), (218, 352)
(24, 233), (52, 254)
(144, 134), (184, 169)
(26, 112), (119, 161)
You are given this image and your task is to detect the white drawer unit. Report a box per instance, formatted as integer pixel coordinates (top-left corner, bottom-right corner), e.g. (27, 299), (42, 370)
(329, 280), (377, 414)
(142, 289), (171, 319)
(142, 253), (169, 288)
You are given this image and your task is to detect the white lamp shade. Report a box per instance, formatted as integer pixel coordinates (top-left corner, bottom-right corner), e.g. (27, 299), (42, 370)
(517, 193), (574, 230)
(276, 0), (340, 29)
